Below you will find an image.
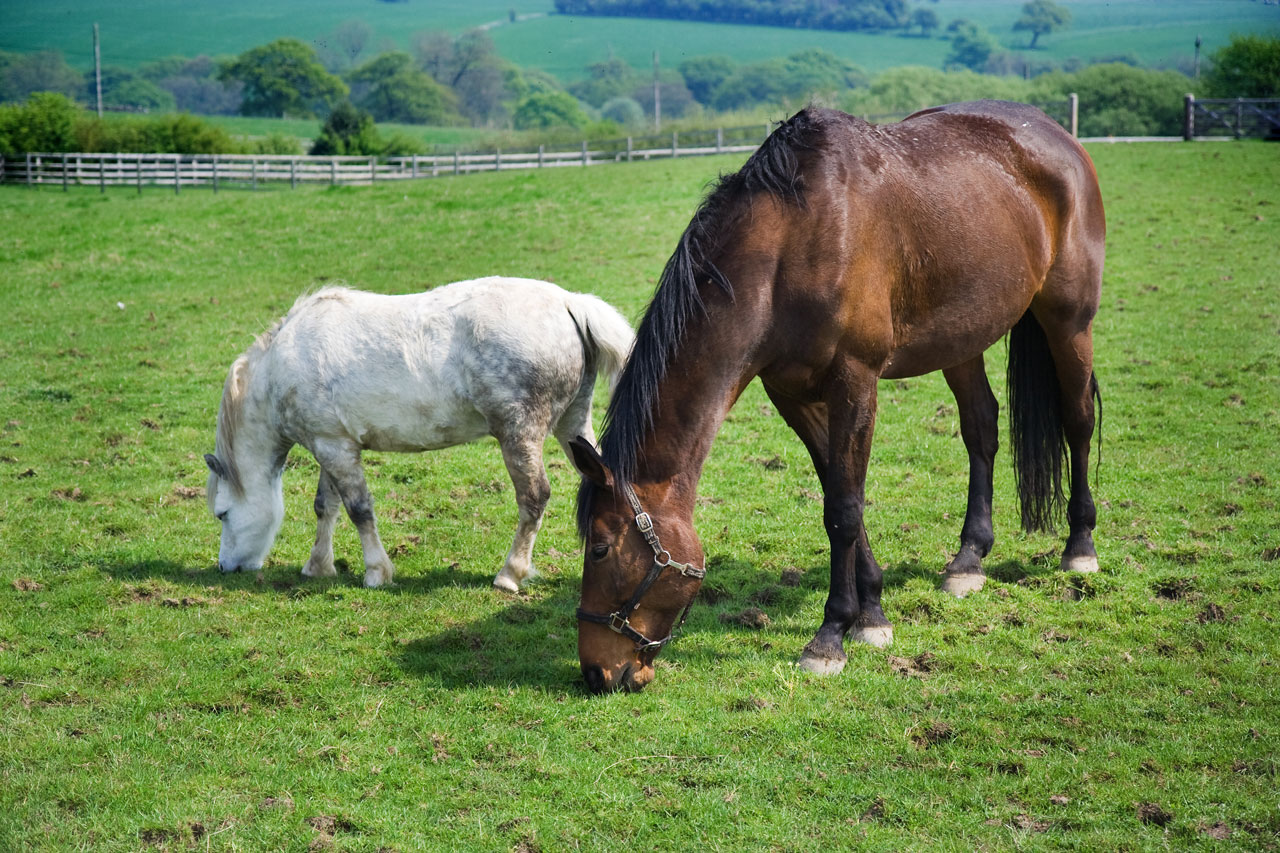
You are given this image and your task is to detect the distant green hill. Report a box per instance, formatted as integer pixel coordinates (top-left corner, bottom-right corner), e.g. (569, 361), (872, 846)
(3, 0), (1275, 80)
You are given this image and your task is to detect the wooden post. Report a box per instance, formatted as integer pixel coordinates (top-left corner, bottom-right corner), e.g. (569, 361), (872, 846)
(99, 157), (105, 194)
(412, 154), (419, 179)
(212, 155), (219, 193)
(63, 154), (69, 192)
(716, 127), (723, 153)
(582, 140), (588, 166)
(252, 159), (258, 191)
(494, 149), (501, 172)
(290, 158), (297, 189)
(330, 159), (337, 186)
(538, 144), (544, 168)
(1184, 94), (1195, 141)
(174, 155), (180, 195)
(135, 155), (141, 194)
(1235, 97), (1244, 140)
(370, 156), (377, 182)
(454, 150), (460, 176)
(671, 131), (678, 158)
(25, 153), (32, 187)
(1068, 93), (1078, 138)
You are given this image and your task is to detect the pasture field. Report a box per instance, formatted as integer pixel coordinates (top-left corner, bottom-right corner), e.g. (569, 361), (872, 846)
(3, 0), (1275, 78)
(1, 139), (1279, 850)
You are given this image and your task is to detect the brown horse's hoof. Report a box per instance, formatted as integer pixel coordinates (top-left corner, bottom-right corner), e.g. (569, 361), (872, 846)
(850, 623), (894, 648)
(797, 654), (847, 676)
(942, 571), (986, 598)
(1061, 554), (1099, 573)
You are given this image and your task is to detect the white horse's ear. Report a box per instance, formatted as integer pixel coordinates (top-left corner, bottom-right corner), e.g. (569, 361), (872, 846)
(570, 436), (613, 490)
(204, 453), (228, 480)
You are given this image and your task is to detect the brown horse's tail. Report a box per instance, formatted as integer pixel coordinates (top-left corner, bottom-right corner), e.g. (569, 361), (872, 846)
(1007, 310), (1068, 533)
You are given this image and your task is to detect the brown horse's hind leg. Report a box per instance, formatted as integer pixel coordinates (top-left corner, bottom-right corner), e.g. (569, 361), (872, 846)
(940, 356), (999, 597)
(1039, 322), (1100, 573)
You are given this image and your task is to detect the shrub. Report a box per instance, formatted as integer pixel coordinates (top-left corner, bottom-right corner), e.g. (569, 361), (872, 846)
(0, 92), (80, 155)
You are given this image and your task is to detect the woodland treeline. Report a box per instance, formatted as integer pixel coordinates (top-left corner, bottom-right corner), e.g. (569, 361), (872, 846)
(553, 0), (911, 31)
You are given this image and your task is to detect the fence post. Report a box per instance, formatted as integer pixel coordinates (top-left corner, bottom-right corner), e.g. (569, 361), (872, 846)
(1235, 97), (1244, 140)
(99, 157), (105, 194)
(716, 127), (723, 153)
(213, 155), (219, 193)
(290, 158), (297, 190)
(331, 159), (337, 187)
(63, 154), (69, 192)
(412, 154), (419, 179)
(1068, 93), (1078, 138)
(495, 148), (501, 172)
(454, 150), (460, 176)
(627, 137), (633, 162)
(25, 153), (32, 187)
(174, 155), (180, 195)
(672, 131), (678, 158)
(252, 159), (258, 191)
(371, 156), (377, 183)
(1184, 94), (1195, 141)
(136, 155), (141, 195)
(582, 140), (588, 166)
(538, 144), (544, 167)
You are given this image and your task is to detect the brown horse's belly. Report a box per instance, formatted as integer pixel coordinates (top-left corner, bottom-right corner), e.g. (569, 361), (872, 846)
(880, 305), (1026, 379)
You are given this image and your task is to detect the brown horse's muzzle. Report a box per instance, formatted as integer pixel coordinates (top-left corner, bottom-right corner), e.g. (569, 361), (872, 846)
(579, 622), (658, 693)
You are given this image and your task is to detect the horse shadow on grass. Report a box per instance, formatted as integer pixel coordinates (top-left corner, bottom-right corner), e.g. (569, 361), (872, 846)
(95, 549), (1050, 692)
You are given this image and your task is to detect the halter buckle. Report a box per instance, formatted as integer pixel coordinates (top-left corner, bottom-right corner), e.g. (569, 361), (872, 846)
(634, 511), (654, 535)
(608, 613), (630, 634)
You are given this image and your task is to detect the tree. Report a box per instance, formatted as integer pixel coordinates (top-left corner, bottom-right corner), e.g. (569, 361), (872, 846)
(348, 52), (460, 124)
(1031, 64), (1190, 136)
(0, 50), (83, 103)
(909, 7), (940, 38)
(600, 96), (644, 126)
(945, 23), (1001, 72)
(1013, 0), (1071, 50)
(678, 56), (735, 106)
(513, 90), (589, 130)
(0, 92), (79, 154)
(218, 39), (347, 118)
(781, 48), (868, 96)
(1204, 34), (1280, 98)
(568, 57), (638, 108)
(309, 101), (382, 155)
(412, 29), (509, 125)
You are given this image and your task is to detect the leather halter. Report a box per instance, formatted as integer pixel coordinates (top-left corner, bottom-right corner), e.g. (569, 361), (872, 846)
(576, 482), (705, 653)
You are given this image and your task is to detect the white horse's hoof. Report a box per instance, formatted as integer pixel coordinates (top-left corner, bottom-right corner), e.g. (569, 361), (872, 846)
(942, 572), (986, 598)
(363, 562), (394, 588)
(302, 556), (336, 578)
(797, 654), (846, 676)
(492, 572), (520, 594)
(1061, 554), (1099, 574)
(851, 624), (894, 648)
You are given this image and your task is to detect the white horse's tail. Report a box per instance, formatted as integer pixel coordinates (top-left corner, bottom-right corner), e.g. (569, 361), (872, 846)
(565, 293), (635, 393)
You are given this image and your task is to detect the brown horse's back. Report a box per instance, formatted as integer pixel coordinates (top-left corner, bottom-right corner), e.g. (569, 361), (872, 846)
(754, 103), (1104, 386)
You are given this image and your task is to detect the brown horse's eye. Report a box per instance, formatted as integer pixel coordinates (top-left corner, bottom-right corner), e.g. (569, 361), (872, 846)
(589, 543), (610, 561)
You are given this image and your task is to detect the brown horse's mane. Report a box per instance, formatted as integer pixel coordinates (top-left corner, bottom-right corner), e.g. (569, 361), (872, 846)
(577, 107), (832, 538)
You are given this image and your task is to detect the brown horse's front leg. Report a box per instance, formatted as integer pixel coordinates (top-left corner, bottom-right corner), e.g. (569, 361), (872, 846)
(940, 357), (999, 597)
(798, 366), (893, 676)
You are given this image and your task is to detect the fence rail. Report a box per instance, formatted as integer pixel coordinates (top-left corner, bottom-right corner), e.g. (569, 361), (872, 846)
(1184, 96), (1280, 140)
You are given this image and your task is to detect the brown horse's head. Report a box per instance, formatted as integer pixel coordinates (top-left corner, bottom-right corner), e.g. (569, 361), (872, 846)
(571, 438), (704, 694)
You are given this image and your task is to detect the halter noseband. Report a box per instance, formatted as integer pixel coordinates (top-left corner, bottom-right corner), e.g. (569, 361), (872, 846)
(576, 482), (705, 653)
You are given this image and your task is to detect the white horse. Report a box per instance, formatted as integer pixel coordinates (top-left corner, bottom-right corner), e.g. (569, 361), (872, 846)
(204, 276), (634, 591)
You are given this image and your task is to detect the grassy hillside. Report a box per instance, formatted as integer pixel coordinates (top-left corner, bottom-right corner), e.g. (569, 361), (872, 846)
(4, 0), (1275, 79)
(1, 141), (1278, 849)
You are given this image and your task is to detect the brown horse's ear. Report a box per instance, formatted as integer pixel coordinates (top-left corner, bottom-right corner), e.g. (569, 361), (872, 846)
(204, 453), (228, 480)
(570, 436), (614, 489)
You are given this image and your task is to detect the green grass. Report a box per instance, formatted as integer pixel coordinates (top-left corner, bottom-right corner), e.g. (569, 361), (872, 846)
(2, 140), (1279, 850)
(4, 0), (1275, 79)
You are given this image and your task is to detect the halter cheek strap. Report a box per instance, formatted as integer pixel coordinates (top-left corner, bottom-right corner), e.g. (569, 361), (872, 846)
(576, 482), (706, 653)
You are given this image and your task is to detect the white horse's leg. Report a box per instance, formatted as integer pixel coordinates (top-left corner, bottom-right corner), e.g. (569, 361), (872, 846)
(493, 436), (551, 593)
(312, 440), (395, 588)
(553, 377), (598, 465)
(301, 470), (341, 578)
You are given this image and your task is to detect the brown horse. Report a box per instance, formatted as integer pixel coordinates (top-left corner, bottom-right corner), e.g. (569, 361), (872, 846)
(571, 102), (1105, 693)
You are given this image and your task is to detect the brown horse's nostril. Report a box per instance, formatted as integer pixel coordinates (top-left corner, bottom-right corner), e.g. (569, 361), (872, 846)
(582, 665), (608, 695)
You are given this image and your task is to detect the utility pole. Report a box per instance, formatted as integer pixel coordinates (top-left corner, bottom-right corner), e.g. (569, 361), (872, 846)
(1194, 34), (1202, 81)
(93, 23), (103, 118)
(652, 50), (661, 132)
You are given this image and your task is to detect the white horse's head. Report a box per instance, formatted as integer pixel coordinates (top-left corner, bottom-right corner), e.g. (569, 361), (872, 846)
(205, 453), (284, 572)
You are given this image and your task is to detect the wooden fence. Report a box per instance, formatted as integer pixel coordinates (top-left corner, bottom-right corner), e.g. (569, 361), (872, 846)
(0, 100), (1090, 192)
(1184, 96), (1280, 140)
